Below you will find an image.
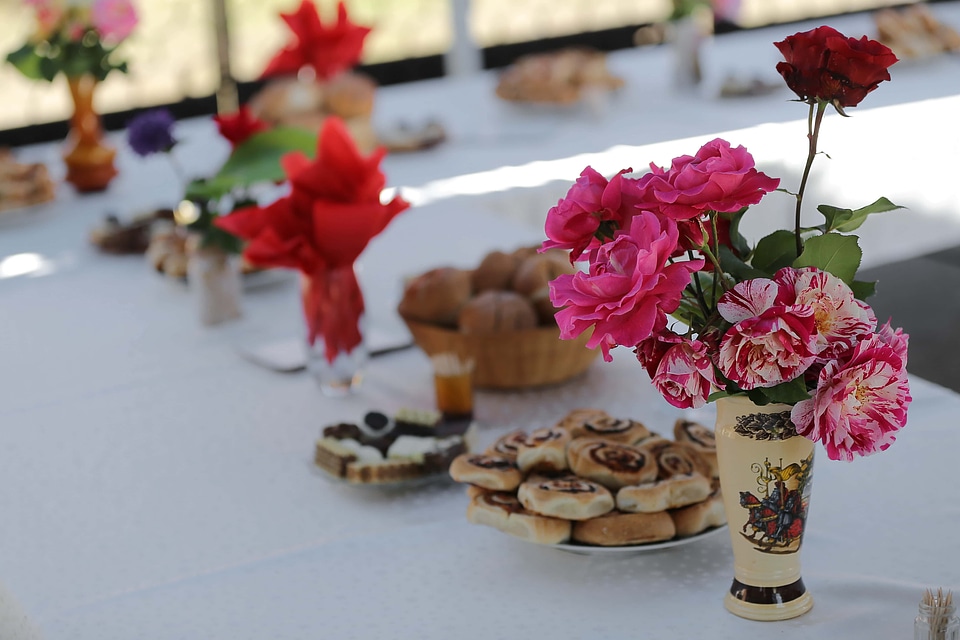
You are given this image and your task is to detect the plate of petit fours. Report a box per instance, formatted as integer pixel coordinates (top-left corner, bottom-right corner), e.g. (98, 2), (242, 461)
(314, 408), (477, 487)
(450, 409), (726, 553)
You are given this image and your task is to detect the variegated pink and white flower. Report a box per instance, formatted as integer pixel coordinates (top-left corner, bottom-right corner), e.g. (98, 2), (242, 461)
(717, 278), (780, 323)
(653, 339), (720, 409)
(791, 333), (911, 461)
(717, 304), (818, 389)
(774, 267), (876, 360)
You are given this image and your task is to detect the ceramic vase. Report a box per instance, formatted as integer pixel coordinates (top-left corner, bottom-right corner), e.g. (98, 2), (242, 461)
(63, 74), (118, 192)
(714, 395), (815, 621)
(301, 263), (367, 395)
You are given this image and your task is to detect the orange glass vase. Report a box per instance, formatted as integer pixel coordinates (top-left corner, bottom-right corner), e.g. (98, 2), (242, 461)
(63, 74), (118, 192)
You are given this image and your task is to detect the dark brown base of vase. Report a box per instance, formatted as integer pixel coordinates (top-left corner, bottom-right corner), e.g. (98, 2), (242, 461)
(65, 162), (118, 193)
(724, 578), (813, 621)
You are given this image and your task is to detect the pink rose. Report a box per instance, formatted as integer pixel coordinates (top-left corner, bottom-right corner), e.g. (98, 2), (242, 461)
(550, 212), (702, 361)
(791, 334), (910, 461)
(653, 339), (720, 409)
(718, 304), (819, 389)
(92, 0), (138, 42)
(637, 139), (779, 220)
(542, 167), (643, 262)
(775, 267), (877, 360)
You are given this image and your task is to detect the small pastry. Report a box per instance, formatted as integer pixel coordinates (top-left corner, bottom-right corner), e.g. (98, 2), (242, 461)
(615, 475), (712, 513)
(567, 439), (658, 489)
(338, 438), (385, 463)
(673, 419), (719, 478)
(386, 435), (438, 463)
(669, 490), (727, 537)
(393, 408), (442, 437)
(467, 491), (571, 544)
(322, 422), (364, 440)
(484, 430), (528, 461)
(517, 473), (614, 521)
(448, 454), (523, 491)
(314, 438), (358, 478)
(515, 426), (571, 473)
(457, 290), (538, 334)
(644, 440), (713, 481)
(568, 416), (651, 444)
(571, 510), (676, 546)
(345, 459), (423, 484)
(472, 250), (521, 293)
(510, 253), (575, 324)
(397, 267), (473, 327)
(554, 408), (610, 432)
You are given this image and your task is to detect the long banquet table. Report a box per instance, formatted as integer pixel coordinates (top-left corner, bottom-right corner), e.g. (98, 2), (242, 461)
(2, 6), (960, 639)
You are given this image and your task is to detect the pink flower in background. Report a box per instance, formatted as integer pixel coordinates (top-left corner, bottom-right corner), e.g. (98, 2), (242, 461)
(550, 212), (703, 361)
(637, 139), (779, 220)
(653, 339), (720, 409)
(92, 0), (138, 41)
(791, 334), (911, 461)
(542, 167), (643, 262)
(718, 305), (818, 389)
(776, 267), (877, 360)
(711, 0), (741, 21)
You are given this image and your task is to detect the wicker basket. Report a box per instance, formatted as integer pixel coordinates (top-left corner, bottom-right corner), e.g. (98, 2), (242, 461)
(402, 317), (600, 390)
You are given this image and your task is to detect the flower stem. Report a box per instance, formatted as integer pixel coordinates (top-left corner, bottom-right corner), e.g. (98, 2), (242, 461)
(794, 100), (828, 256)
(688, 249), (710, 318)
(710, 214), (721, 305)
(698, 241), (730, 292)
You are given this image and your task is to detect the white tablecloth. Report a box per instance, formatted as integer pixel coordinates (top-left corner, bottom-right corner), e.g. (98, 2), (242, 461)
(2, 6), (960, 639)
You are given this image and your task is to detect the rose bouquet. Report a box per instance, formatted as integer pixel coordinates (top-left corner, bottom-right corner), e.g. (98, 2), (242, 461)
(544, 26), (910, 462)
(6, 0), (138, 82)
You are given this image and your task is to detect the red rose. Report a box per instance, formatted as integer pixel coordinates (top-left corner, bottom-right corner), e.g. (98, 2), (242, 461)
(774, 26), (898, 108)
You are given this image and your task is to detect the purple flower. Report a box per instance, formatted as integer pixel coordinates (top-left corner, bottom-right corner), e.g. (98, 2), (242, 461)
(127, 109), (177, 157)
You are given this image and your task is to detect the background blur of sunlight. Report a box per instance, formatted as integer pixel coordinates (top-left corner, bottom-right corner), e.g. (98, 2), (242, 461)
(0, 0), (921, 134)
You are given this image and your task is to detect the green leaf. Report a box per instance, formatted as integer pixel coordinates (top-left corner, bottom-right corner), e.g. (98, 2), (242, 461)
(185, 176), (235, 201)
(718, 245), (767, 281)
(721, 208), (751, 257)
(850, 279), (876, 301)
(818, 197), (904, 233)
(751, 230), (798, 275)
(6, 44), (50, 81)
(214, 127), (317, 187)
(746, 377), (810, 405)
(793, 233), (862, 283)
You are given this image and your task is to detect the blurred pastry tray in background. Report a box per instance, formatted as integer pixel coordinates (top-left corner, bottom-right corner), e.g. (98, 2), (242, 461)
(874, 4), (960, 60)
(315, 408), (477, 486)
(0, 149), (55, 216)
(495, 47), (624, 105)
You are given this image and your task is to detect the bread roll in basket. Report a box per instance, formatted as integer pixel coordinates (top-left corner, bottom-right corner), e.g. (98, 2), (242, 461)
(398, 249), (600, 390)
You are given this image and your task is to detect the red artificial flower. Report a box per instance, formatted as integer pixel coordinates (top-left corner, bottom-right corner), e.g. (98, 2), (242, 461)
(215, 117), (409, 358)
(774, 26), (898, 108)
(261, 0), (371, 81)
(213, 106), (269, 149)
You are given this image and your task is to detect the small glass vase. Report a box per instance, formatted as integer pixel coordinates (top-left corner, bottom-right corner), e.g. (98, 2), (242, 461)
(187, 243), (243, 326)
(63, 74), (118, 192)
(916, 595), (960, 640)
(301, 264), (368, 396)
(715, 395), (815, 621)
